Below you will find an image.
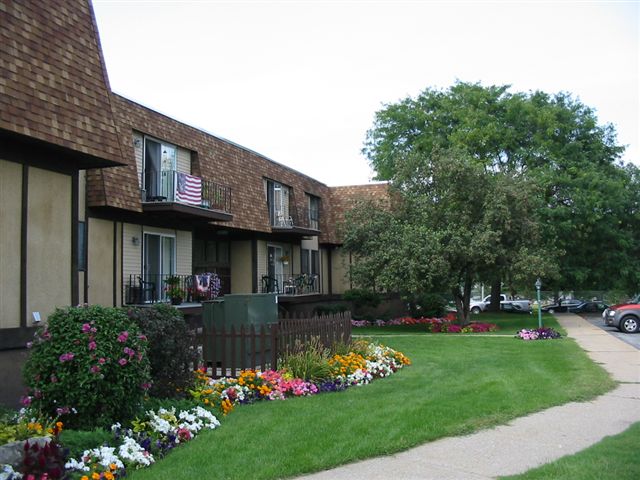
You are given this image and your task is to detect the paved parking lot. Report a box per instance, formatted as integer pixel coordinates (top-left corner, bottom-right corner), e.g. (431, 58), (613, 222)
(580, 313), (640, 350)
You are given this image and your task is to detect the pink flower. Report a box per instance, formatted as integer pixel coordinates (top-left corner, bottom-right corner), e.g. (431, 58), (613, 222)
(98, 357), (106, 364)
(50, 375), (58, 383)
(90, 365), (101, 374)
(117, 331), (129, 343)
(82, 323), (91, 333)
(118, 358), (128, 366)
(88, 341), (97, 351)
(140, 382), (152, 390)
(138, 334), (148, 341)
(20, 396), (32, 407)
(123, 346), (135, 357)
(26, 341), (33, 349)
(59, 352), (75, 363)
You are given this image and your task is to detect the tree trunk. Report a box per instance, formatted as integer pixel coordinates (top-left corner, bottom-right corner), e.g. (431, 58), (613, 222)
(489, 278), (501, 312)
(453, 276), (473, 325)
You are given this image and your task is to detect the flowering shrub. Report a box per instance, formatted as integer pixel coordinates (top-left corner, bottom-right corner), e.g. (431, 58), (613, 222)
(23, 305), (151, 430)
(516, 328), (562, 340)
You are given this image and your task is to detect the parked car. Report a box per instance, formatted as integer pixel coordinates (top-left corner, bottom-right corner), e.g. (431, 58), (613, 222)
(569, 301), (609, 314)
(470, 294), (531, 314)
(541, 299), (583, 313)
(603, 296), (640, 333)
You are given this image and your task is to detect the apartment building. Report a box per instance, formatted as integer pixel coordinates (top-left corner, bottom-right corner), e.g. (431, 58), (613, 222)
(0, 0), (389, 399)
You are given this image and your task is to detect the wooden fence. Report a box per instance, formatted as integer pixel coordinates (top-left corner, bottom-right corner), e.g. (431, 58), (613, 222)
(197, 311), (351, 378)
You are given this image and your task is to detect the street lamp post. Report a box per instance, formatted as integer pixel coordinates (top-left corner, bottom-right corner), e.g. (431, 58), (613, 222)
(535, 278), (542, 328)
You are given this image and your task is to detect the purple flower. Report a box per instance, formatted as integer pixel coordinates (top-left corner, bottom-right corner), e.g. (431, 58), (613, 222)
(88, 341), (97, 351)
(56, 406), (70, 415)
(50, 375), (58, 383)
(59, 352), (75, 363)
(26, 341), (33, 349)
(82, 323), (91, 333)
(118, 358), (128, 366)
(20, 396), (32, 407)
(117, 331), (129, 343)
(123, 346), (135, 357)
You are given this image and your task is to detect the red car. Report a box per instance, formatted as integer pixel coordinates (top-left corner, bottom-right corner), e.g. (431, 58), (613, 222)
(603, 295), (640, 333)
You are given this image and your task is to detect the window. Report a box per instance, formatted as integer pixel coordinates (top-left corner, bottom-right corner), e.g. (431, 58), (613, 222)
(301, 248), (319, 276)
(307, 194), (320, 230)
(78, 221), (86, 271)
(144, 137), (176, 200)
(266, 179), (291, 227)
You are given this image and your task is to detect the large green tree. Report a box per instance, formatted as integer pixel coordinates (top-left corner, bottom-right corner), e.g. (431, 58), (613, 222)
(361, 82), (637, 295)
(343, 150), (552, 324)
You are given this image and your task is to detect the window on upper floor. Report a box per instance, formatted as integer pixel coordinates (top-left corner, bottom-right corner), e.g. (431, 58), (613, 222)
(265, 179), (292, 227)
(143, 137), (176, 200)
(307, 194), (320, 230)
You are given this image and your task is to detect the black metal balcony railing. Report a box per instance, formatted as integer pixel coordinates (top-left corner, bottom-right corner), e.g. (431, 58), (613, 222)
(270, 205), (320, 231)
(143, 170), (232, 213)
(260, 274), (320, 295)
(124, 273), (230, 305)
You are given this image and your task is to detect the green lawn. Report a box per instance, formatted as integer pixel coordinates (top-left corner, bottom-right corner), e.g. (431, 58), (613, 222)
(354, 312), (562, 336)
(129, 330), (614, 480)
(500, 422), (640, 480)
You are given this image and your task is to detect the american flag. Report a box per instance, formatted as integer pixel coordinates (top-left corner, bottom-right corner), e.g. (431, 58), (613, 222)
(176, 173), (202, 205)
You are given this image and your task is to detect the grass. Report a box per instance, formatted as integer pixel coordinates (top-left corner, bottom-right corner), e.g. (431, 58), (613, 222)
(128, 331), (614, 480)
(354, 312), (563, 336)
(500, 422), (640, 480)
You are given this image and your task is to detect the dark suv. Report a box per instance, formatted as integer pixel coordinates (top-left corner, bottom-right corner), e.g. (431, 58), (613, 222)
(603, 295), (640, 333)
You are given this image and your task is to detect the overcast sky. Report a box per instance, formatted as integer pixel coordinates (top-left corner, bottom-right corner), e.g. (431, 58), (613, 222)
(92, 0), (639, 186)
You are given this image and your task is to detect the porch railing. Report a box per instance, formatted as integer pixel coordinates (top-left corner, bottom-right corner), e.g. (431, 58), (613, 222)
(143, 169), (232, 213)
(124, 272), (229, 305)
(260, 273), (320, 295)
(270, 205), (320, 230)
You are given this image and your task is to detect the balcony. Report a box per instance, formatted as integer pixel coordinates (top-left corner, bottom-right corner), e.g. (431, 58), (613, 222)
(142, 170), (233, 222)
(260, 273), (320, 296)
(124, 272), (231, 306)
(270, 205), (320, 235)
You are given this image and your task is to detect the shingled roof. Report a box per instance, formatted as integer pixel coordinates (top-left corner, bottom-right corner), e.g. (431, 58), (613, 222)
(0, 0), (124, 167)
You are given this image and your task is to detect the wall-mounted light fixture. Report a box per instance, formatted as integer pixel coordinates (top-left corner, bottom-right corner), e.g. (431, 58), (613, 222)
(133, 138), (142, 148)
(132, 236), (140, 246)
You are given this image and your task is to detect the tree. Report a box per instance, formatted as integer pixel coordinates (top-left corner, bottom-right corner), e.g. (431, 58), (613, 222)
(343, 150), (551, 324)
(362, 81), (637, 295)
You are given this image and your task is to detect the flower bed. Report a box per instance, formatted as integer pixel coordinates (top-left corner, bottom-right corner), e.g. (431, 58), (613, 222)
(2, 341), (410, 479)
(352, 316), (498, 333)
(515, 328), (562, 340)
(189, 341), (411, 415)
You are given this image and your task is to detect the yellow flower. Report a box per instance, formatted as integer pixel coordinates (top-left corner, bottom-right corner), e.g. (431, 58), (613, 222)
(110, 463), (117, 471)
(92, 473), (100, 480)
(81, 477), (89, 480)
(104, 471), (115, 480)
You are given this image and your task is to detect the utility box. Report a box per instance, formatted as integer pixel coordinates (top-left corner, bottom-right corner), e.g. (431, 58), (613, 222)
(201, 293), (278, 372)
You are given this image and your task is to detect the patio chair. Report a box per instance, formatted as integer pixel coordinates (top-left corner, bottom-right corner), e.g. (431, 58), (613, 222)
(261, 275), (279, 293)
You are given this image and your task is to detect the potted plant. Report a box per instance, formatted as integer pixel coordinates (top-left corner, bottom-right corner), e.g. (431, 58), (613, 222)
(279, 255), (290, 265)
(164, 276), (184, 305)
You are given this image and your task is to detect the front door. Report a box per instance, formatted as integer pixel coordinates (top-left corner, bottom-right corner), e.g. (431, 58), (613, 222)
(144, 233), (175, 301)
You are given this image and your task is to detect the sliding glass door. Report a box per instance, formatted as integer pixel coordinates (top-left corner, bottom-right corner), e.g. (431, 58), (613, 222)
(143, 233), (175, 301)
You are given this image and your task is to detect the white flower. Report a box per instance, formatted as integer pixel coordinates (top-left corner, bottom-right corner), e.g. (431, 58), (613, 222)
(118, 436), (155, 468)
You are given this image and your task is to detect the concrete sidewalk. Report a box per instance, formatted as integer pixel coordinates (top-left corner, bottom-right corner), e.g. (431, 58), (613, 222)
(298, 313), (640, 480)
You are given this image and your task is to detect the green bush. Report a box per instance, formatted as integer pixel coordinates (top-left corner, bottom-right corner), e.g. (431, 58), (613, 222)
(342, 289), (381, 310)
(314, 304), (349, 316)
(126, 304), (199, 399)
(408, 293), (447, 317)
(279, 337), (333, 383)
(23, 305), (151, 430)
(58, 428), (112, 459)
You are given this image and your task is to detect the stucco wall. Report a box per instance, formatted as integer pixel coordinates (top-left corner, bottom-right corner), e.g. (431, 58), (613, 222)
(0, 160), (22, 329)
(88, 217), (115, 306)
(230, 240), (252, 293)
(26, 166), (72, 321)
(331, 247), (352, 294)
